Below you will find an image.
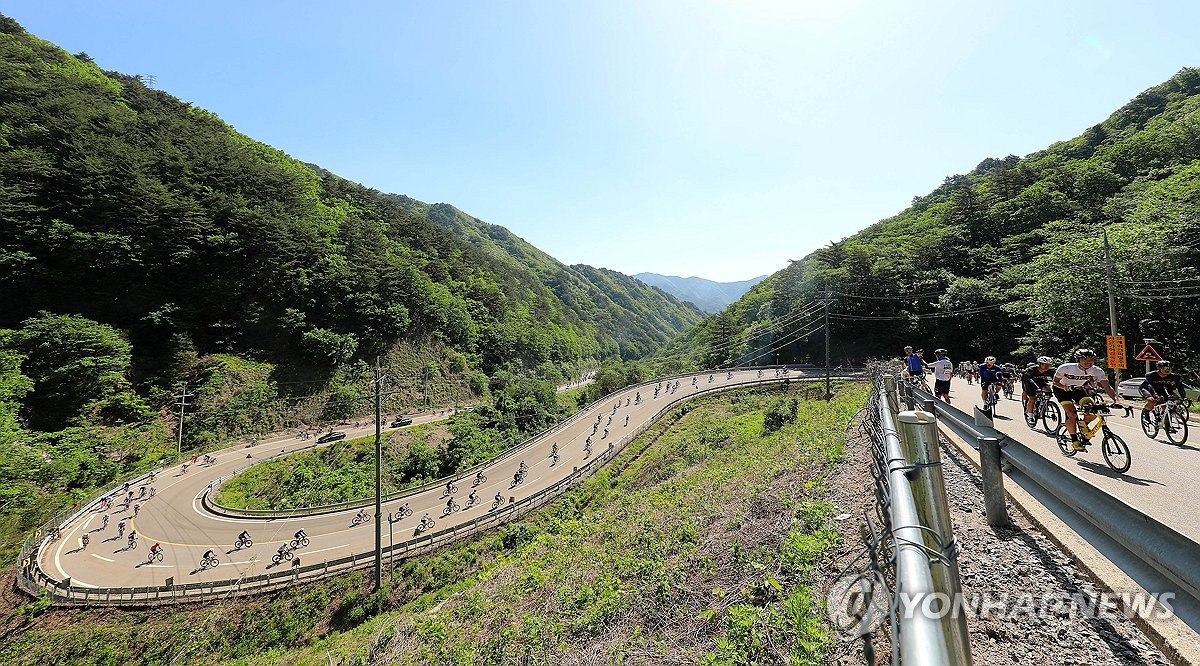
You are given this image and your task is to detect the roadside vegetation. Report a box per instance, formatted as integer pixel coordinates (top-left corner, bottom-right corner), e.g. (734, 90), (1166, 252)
(3, 382), (866, 665)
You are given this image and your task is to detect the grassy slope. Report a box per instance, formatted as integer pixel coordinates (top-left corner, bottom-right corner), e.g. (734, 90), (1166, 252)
(2, 382), (866, 665)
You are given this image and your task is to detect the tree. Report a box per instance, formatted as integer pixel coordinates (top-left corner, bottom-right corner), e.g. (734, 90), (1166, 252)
(11, 313), (133, 430)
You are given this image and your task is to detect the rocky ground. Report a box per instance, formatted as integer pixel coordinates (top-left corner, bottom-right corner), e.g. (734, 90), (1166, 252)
(821, 412), (1174, 665)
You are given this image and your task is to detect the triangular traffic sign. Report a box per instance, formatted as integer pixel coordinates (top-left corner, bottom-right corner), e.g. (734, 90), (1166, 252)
(1135, 345), (1164, 362)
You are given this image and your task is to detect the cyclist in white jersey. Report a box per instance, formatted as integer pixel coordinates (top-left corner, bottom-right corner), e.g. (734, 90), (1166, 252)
(1052, 348), (1122, 451)
(927, 349), (954, 404)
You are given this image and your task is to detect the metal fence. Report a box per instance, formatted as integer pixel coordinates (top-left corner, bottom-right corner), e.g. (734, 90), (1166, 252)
(830, 372), (972, 665)
(16, 369), (845, 607)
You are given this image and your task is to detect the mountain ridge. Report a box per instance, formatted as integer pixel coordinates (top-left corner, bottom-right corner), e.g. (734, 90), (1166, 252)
(633, 272), (767, 313)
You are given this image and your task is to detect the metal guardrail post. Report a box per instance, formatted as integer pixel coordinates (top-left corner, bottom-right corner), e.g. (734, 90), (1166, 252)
(976, 436), (1009, 528)
(896, 410), (972, 665)
(878, 395), (952, 664)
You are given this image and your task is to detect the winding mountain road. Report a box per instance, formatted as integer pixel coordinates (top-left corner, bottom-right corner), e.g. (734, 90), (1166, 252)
(37, 369), (814, 595)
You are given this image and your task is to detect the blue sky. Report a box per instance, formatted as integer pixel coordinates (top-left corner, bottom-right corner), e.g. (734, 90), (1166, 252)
(6, 1), (1200, 281)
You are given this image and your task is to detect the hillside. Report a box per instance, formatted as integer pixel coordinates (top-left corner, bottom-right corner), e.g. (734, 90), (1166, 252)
(634, 272), (767, 312)
(0, 14), (702, 563)
(0, 13), (701, 427)
(668, 69), (1200, 373)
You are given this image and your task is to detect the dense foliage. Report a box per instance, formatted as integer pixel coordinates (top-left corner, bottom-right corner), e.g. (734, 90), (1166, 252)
(665, 69), (1200, 376)
(0, 13), (701, 430)
(0, 14), (700, 561)
(6, 384), (862, 665)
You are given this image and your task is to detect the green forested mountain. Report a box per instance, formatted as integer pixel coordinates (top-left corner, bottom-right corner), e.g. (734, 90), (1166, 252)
(672, 69), (1200, 374)
(0, 14), (702, 545)
(0, 15), (701, 429)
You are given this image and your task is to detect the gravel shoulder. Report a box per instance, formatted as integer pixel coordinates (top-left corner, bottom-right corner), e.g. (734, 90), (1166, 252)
(821, 411), (1173, 665)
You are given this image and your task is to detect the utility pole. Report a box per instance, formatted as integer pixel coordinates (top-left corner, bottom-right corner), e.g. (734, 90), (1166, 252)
(373, 357), (383, 591)
(174, 384), (193, 454)
(823, 291), (832, 400)
(1102, 228), (1121, 383)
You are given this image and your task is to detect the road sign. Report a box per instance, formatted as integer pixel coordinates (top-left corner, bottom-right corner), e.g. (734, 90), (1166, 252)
(1135, 344), (1164, 362)
(1106, 335), (1127, 369)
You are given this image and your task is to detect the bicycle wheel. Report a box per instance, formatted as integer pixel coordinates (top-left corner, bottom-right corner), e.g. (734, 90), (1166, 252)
(1041, 401), (1062, 433)
(1003, 383), (1014, 400)
(1140, 410), (1159, 439)
(1166, 410), (1189, 445)
(1101, 432), (1131, 473)
(1056, 432), (1077, 457)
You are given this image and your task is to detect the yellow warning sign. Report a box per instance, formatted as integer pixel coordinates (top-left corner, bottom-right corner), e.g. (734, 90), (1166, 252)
(1106, 335), (1127, 369)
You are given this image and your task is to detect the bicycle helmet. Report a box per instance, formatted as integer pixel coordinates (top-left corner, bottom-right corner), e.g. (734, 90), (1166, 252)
(904, 345), (913, 352)
(934, 348), (947, 356)
(1036, 355), (1053, 365)
(1157, 360), (1171, 369)
(1075, 349), (1096, 360)
(984, 356), (996, 363)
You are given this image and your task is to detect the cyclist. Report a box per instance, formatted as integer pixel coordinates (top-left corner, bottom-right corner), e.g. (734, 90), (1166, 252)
(927, 349), (954, 404)
(445, 496), (455, 511)
(81, 533), (89, 550)
(1139, 360), (1191, 426)
(467, 488), (478, 506)
(475, 470), (485, 485)
(149, 542), (162, 558)
(238, 530), (250, 546)
(1020, 356), (1056, 426)
(444, 480), (455, 495)
(276, 542), (291, 559)
(420, 513), (433, 528)
(202, 549), (215, 566)
(902, 346), (925, 379)
(978, 357), (1005, 404)
(1053, 349), (1123, 451)
(355, 507), (369, 523)
(293, 528), (307, 544)
(102, 514), (110, 529)
(117, 518), (127, 537)
(127, 530), (137, 548)
(518, 460), (528, 473)
(494, 491), (503, 506)
(551, 442), (558, 456)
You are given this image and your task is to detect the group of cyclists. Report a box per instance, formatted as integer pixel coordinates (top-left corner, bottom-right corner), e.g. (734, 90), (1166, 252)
(901, 345), (1192, 451)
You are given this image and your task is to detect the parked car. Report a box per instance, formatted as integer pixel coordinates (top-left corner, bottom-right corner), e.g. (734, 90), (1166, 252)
(1116, 378), (1144, 399)
(390, 415), (413, 428)
(1116, 377), (1200, 400)
(317, 431), (346, 443)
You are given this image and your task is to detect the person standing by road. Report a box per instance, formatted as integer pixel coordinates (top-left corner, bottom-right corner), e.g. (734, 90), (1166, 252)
(927, 349), (954, 404)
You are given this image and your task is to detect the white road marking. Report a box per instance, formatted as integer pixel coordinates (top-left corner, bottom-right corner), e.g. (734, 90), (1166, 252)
(90, 554), (114, 562)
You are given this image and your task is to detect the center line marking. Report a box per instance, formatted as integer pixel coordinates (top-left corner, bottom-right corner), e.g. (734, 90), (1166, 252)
(90, 554), (114, 562)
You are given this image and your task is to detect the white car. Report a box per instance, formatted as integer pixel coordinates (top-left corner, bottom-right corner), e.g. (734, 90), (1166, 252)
(1116, 378), (1145, 399)
(1116, 377), (1200, 400)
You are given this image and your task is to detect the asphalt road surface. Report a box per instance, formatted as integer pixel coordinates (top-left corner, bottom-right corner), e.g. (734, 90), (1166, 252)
(41, 369), (812, 591)
(940, 383), (1200, 544)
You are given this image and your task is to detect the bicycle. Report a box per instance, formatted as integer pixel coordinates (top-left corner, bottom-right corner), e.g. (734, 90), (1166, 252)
(200, 554), (219, 570)
(903, 373), (931, 393)
(982, 383), (1001, 411)
(1032, 389), (1062, 433)
(441, 499), (459, 517)
(1002, 378), (1015, 400)
(1056, 398), (1134, 473)
(352, 511), (372, 526)
(472, 473), (486, 487)
(417, 516), (436, 531)
(147, 549), (164, 563)
(394, 503), (414, 518)
(271, 547), (294, 565)
(441, 482), (458, 498)
(491, 496), (503, 510)
(234, 536), (253, 550)
(290, 535), (310, 549)
(1141, 397), (1191, 445)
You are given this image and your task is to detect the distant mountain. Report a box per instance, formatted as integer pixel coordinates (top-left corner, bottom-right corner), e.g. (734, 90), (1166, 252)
(634, 273), (767, 313)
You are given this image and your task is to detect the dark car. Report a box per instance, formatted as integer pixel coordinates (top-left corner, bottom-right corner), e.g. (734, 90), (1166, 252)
(390, 416), (413, 428)
(317, 431), (346, 443)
